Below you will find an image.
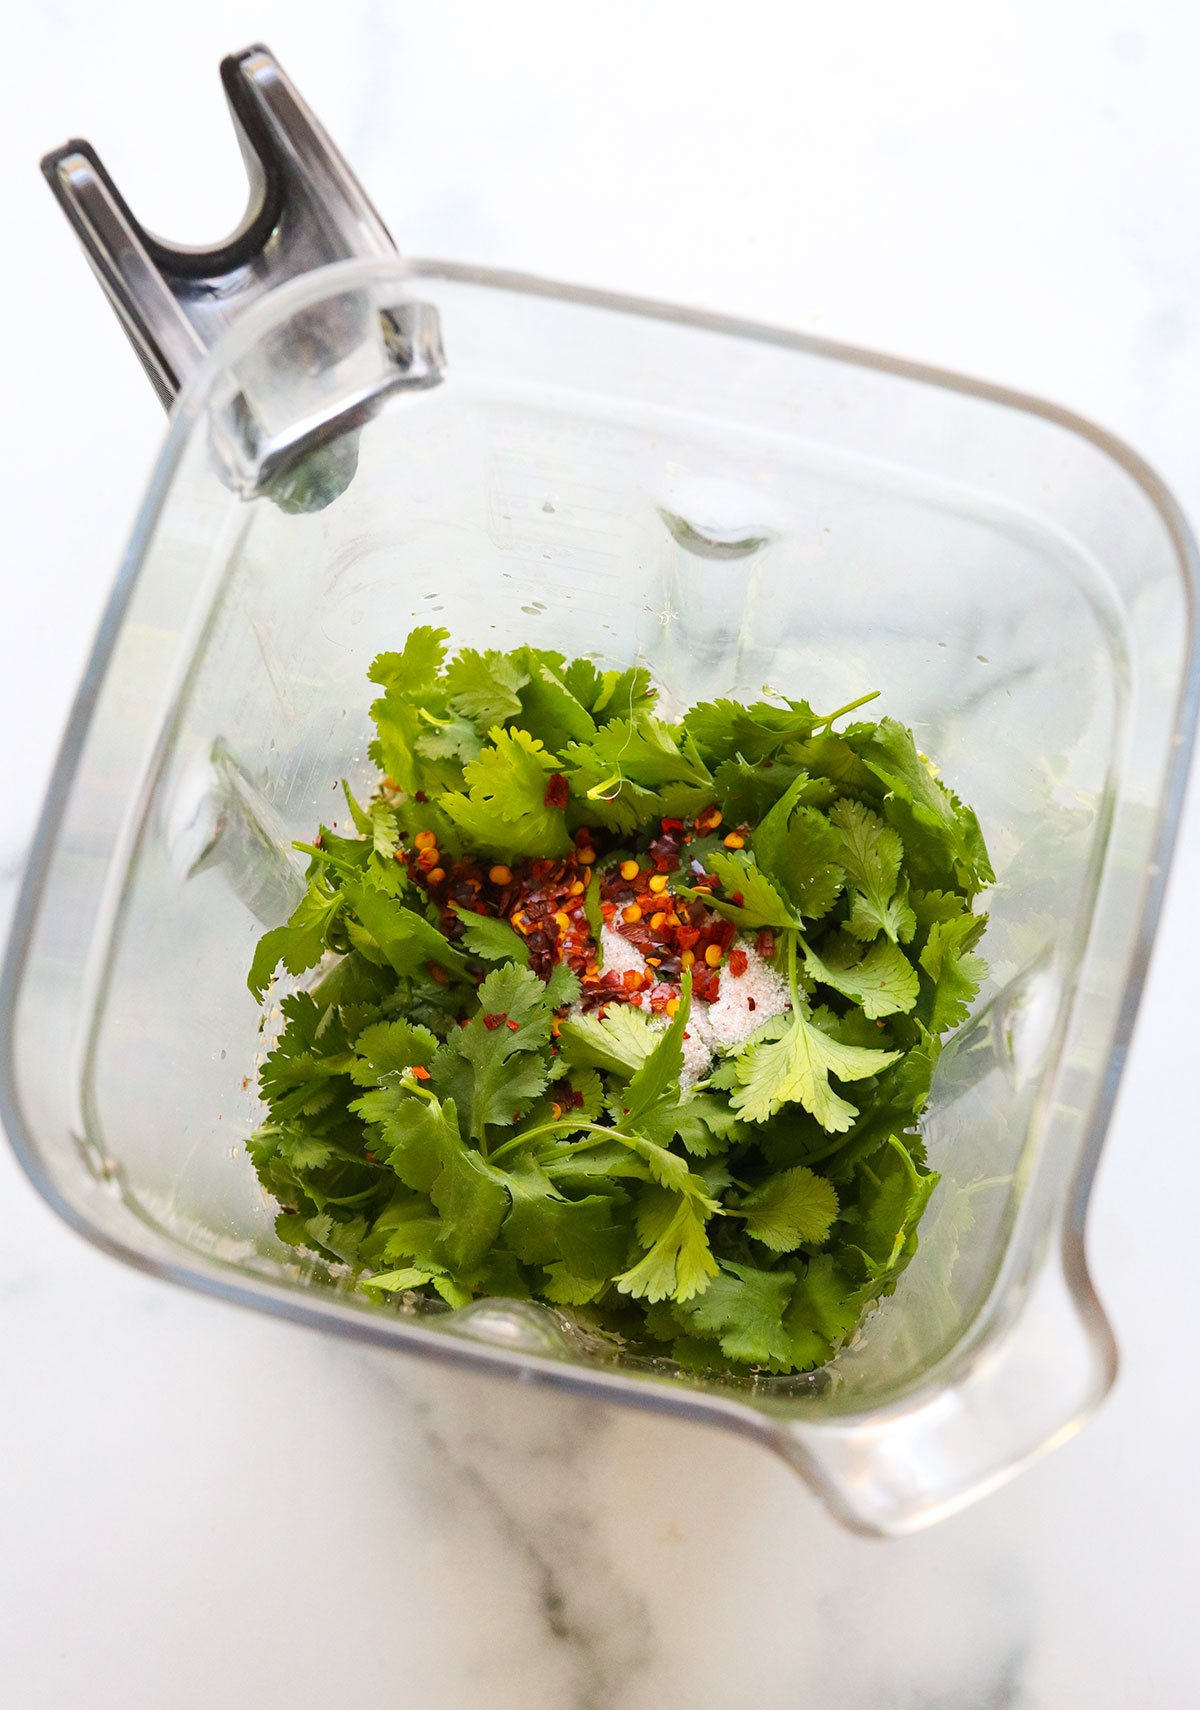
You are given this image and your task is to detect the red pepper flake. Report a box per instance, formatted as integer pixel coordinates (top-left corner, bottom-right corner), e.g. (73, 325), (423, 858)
(414, 791), (428, 803)
(506, 1019), (520, 1032)
(755, 929), (776, 960)
(483, 1012), (506, 1031)
(411, 1065), (431, 1081)
(747, 997), (757, 1011)
(661, 817), (684, 832)
(729, 947), (749, 977)
(543, 772), (570, 810)
(730, 891), (745, 908)
(428, 962), (449, 985)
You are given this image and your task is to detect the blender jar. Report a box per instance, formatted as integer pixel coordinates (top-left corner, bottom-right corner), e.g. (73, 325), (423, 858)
(5, 46), (1196, 1535)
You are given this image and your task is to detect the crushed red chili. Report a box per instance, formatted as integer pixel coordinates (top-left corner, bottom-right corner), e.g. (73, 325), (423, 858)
(394, 805), (762, 1020)
(543, 772), (570, 810)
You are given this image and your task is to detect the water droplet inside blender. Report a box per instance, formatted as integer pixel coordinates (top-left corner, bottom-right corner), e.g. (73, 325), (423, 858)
(657, 506), (775, 560)
(542, 500), (555, 513)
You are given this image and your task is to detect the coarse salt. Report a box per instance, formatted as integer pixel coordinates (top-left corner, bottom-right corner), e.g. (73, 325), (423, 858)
(598, 923), (648, 981)
(583, 927), (791, 1090)
(701, 937), (791, 1048)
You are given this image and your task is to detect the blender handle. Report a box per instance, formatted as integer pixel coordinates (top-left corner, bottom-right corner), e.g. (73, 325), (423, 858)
(40, 43), (418, 406)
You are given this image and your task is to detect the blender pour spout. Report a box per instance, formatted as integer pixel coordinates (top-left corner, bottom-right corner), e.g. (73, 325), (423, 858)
(40, 44), (401, 405)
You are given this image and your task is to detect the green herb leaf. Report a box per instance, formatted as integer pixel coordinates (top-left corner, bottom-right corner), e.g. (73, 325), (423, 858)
(737, 1166), (839, 1251)
(676, 1260), (793, 1365)
(614, 1188), (718, 1303)
(919, 912), (988, 1031)
(449, 903), (532, 966)
(802, 933), (920, 1019)
(443, 647), (529, 726)
(731, 1006), (902, 1132)
(440, 727), (572, 858)
(248, 875), (343, 1000)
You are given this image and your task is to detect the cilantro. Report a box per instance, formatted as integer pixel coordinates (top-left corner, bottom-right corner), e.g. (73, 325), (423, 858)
(248, 872), (343, 1000)
(441, 727), (572, 858)
(443, 647), (529, 726)
(857, 719), (993, 896)
(675, 1260), (794, 1365)
(734, 1166), (839, 1251)
(676, 847), (800, 930)
(801, 932), (920, 1020)
(681, 698), (816, 766)
(828, 798), (916, 944)
(245, 635), (992, 1377)
(450, 903), (532, 966)
(730, 1006), (902, 1132)
(614, 1188), (719, 1303)
(918, 911), (988, 1031)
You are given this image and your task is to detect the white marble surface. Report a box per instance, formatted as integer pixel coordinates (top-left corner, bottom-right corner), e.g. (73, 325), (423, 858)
(3, 3), (1199, 1704)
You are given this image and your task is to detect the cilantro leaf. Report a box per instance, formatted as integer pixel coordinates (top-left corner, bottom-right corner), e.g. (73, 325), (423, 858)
(712, 758), (835, 824)
(248, 874), (343, 999)
(753, 800), (845, 920)
(780, 1254), (865, 1369)
(348, 1018), (440, 1085)
(677, 848), (799, 931)
(432, 963), (560, 1140)
(558, 1004), (661, 1078)
(681, 699), (816, 766)
(828, 797), (917, 944)
(850, 1136), (939, 1277)
(614, 1187), (718, 1303)
(341, 880), (469, 980)
(366, 1088), (509, 1272)
(515, 653), (598, 749)
(919, 912), (988, 1031)
(858, 719), (993, 895)
(440, 727), (572, 858)
(368, 628), (450, 696)
(802, 933), (920, 1019)
(730, 1006), (902, 1132)
(360, 1266), (435, 1294)
(443, 647), (529, 726)
(675, 1260), (793, 1365)
(737, 1166), (839, 1251)
(618, 972), (692, 1118)
(562, 714), (712, 833)
(449, 903), (532, 966)
(502, 1159), (629, 1277)
(591, 665), (656, 721)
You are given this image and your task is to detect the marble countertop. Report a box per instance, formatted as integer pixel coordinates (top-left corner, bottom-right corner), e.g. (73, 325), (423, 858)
(3, 4), (1198, 1704)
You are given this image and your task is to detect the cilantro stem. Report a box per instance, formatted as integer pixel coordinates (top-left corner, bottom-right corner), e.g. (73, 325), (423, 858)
(785, 929), (802, 1011)
(811, 689), (880, 729)
(490, 1117), (632, 1163)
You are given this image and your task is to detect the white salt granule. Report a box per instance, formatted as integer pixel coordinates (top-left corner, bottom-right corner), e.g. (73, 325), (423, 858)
(584, 928), (791, 1090)
(701, 938), (791, 1048)
(679, 1027), (715, 1088)
(598, 923), (647, 981)
(680, 940), (791, 1087)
